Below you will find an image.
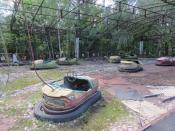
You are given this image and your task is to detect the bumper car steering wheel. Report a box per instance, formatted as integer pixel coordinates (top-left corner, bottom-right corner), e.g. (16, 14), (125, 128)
(66, 71), (77, 83)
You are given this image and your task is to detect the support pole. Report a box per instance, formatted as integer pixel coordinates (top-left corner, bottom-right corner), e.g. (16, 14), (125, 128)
(75, 37), (79, 59)
(75, 0), (80, 59)
(139, 41), (144, 55)
(57, 29), (62, 58)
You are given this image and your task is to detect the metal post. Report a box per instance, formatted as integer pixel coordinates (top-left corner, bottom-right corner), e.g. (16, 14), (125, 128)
(75, 37), (79, 59)
(139, 41), (144, 55)
(57, 29), (62, 57)
(75, 0), (80, 59)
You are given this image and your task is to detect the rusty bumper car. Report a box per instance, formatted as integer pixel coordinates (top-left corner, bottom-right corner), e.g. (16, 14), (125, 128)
(156, 57), (175, 66)
(118, 60), (143, 73)
(34, 76), (101, 122)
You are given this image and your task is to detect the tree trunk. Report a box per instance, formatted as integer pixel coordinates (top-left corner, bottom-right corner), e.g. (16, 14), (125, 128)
(0, 29), (10, 64)
(45, 28), (52, 59)
(48, 31), (54, 59)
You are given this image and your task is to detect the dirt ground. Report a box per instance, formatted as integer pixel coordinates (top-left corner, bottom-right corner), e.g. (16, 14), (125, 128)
(0, 58), (175, 130)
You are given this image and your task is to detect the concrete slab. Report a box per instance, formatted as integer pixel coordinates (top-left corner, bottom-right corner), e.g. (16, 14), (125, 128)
(116, 89), (143, 101)
(122, 100), (166, 118)
(148, 86), (175, 97)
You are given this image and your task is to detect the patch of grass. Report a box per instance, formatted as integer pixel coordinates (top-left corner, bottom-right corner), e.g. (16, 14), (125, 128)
(38, 70), (64, 80)
(66, 98), (128, 131)
(28, 90), (42, 104)
(1, 70), (64, 93)
(3, 77), (39, 93)
(0, 89), (42, 116)
(10, 119), (57, 131)
(0, 106), (26, 116)
(2, 89), (42, 106)
(2, 89), (57, 131)
(13, 119), (34, 131)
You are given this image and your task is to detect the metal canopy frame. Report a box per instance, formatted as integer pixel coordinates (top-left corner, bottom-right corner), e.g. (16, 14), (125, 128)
(1, 0), (175, 45)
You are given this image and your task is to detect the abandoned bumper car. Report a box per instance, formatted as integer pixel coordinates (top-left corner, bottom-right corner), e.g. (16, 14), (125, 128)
(156, 57), (175, 66)
(108, 56), (121, 63)
(56, 57), (78, 65)
(118, 60), (143, 73)
(34, 76), (101, 122)
(30, 60), (58, 70)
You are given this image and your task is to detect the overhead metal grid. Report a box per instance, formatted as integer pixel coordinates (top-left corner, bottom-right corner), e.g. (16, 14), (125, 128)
(0, 0), (175, 47)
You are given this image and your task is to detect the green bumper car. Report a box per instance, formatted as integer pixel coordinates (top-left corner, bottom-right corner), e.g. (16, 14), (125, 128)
(30, 60), (58, 70)
(56, 57), (78, 65)
(118, 60), (143, 73)
(109, 56), (121, 63)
